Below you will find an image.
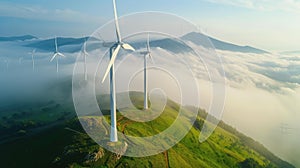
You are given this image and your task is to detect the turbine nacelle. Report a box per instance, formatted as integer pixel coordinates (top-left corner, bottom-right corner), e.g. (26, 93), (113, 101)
(140, 51), (151, 55)
(50, 36), (65, 62)
(101, 41), (135, 83)
(83, 51), (89, 56)
(50, 36), (65, 73)
(50, 52), (65, 62)
(140, 34), (154, 62)
(101, 0), (136, 83)
(28, 49), (36, 55)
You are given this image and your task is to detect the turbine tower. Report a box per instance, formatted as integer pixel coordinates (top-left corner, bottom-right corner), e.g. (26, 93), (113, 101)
(50, 36), (65, 73)
(28, 49), (36, 71)
(139, 34), (153, 110)
(3, 58), (8, 71)
(82, 39), (89, 81)
(102, 0), (135, 142)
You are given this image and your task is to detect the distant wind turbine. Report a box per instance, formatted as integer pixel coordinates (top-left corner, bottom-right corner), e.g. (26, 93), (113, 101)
(82, 40), (89, 80)
(3, 58), (9, 71)
(28, 49), (36, 71)
(139, 34), (154, 110)
(50, 36), (65, 73)
(18, 57), (23, 64)
(102, 0), (135, 142)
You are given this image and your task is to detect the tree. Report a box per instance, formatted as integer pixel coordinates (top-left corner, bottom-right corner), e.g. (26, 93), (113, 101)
(238, 158), (263, 168)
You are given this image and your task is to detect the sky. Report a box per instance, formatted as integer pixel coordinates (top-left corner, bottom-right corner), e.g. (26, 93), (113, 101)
(0, 0), (300, 52)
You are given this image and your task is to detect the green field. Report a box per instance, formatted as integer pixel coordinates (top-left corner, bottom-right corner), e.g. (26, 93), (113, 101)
(0, 92), (295, 168)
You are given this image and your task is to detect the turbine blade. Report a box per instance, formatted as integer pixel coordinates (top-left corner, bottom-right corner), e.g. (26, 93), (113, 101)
(58, 52), (65, 57)
(122, 43), (135, 51)
(112, 0), (122, 42)
(50, 53), (58, 62)
(102, 44), (121, 83)
(84, 41), (87, 52)
(55, 36), (58, 52)
(147, 34), (150, 52)
(83, 41), (89, 55)
(149, 53), (155, 64)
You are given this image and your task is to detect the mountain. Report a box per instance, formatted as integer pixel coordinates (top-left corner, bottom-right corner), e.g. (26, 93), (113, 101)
(0, 91), (294, 168)
(133, 38), (193, 53)
(25, 37), (88, 53)
(281, 50), (300, 55)
(24, 36), (192, 54)
(182, 32), (268, 54)
(0, 35), (37, 42)
(18, 32), (267, 54)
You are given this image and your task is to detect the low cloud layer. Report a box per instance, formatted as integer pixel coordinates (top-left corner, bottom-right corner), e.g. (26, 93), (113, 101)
(0, 37), (299, 166)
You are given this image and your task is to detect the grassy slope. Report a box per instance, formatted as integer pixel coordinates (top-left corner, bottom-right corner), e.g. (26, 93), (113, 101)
(0, 92), (294, 168)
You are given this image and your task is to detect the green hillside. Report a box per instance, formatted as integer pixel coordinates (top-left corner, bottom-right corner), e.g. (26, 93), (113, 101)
(0, 92), (295, 168)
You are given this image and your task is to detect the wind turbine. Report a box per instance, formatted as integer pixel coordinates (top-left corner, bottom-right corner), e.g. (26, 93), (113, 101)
(50, 36), (65, 73)
(18, 57), (23, 64)
(82, 39), (89, 80)
(102, 0), (135, 142)
(2, 58), (9, 71)
(139, 34), (153, 110)
(28, 49), (36, 71)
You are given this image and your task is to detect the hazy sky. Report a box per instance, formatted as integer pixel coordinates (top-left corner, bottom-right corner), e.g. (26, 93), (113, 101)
(0, 0), (300, 52)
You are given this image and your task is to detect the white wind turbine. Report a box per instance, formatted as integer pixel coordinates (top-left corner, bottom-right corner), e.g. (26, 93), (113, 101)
(82, 39), (89, 80)
(28, 49), (36, 71)
(139, 34), (153, 110)
(2, 58), (9, 71)
(18, 57), (23, 64)
(102, 0), (135, 142)
(50, 36), (65, 73)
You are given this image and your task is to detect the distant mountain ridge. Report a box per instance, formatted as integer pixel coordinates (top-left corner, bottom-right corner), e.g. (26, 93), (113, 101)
(281, 50), (300, 55)
(25, 37), (88, 53)
(0, 35), (37, 41)
(182, 32), (268, 54)
(1, 33), (268, 54)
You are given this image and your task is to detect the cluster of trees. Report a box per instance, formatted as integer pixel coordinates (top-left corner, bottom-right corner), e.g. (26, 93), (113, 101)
(0, 103), (70, 137)
(238, 158), (278, 168)
(0, 119), (41, 135)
